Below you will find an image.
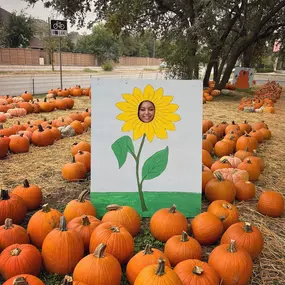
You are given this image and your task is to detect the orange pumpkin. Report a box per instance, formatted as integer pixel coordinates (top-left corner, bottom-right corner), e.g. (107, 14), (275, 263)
(126, 244), (171, 285)
(191, 212), (223, 245)
(72, 141), (91, 156)
(207, 200), (239, 231)
(9, 134), (30, 153)
(213, 168), (249, 184)
(62, 158), (87, 182)
(210, 159), (232, 172)
(102, 204), (141, 237)
(89, 222), (134, 264)
(236, 133), (258, 153)
(257, 191), (284, 217)
(202, 165), (214, 193)
(150, 205), (188, 242)
(235, 180), (256, 201)
(42, 216), (85, 275)
(202, 149), (214, 168)
(164, 231), (202, 266)
(221, 222), (264, 259)
(73, 243), (122, 285)
(237, 158), (260, 181)
(75, 150), (91, 172)
(63, 190), (96, 223)
(3, 275), (45, 285)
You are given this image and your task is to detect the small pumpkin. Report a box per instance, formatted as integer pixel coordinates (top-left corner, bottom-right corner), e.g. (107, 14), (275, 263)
(75, 150), (91, 172)
(208, 240), (253, 285)
(191, 212), (223, 245)
(207, 200), (239, 231)
(174, 259), (220, 285)
(89, 222), (134, 264)
(150, 204), (188, 242)
(237, 158), (260, 181)
(67, 215), (101, 252)
(210, 159), (232, 172)
(63, 190), (96, 223)
(221, 222), (264, 259)
(164, 231), (202, 266)
(31, 125), (54, 147)
(236, 133), (258, 153)
(73, 243), (122, 285)
(202, 149), (214, 168)
(220, 155), (241, 168)
(0, 218), (30, 252)
(9, 133), (30, 153)
(72, 141), (91, 156)
(102, 204), (141, 236)
(234, 147), (253, 161)
(202, 165), (214, 193)
(21, 91), (33, 102)
(62, 157), (87, 182)
(126, 244), (171, 285)
(3, 275), (45, 285)
(42, 216), (85, 275)
(27, 203), (62, 248)
(0, 134), (9, 158)
(134, 257), (182, 285)
(235, 180), (256, 201)
(0, 190), (27, 225)
(257, 191), (284, 217)
(0, 244), (42, 280)
(12, 179), (42, 211)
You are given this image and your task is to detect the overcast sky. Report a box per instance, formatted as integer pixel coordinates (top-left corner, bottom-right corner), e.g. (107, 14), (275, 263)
(0, 0), (92, 34)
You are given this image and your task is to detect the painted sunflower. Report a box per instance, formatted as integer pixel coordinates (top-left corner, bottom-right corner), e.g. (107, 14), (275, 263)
(116, 84), (181, 142)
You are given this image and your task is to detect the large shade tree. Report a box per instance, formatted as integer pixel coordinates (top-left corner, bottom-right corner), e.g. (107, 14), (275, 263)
(25, 0), (285, 88)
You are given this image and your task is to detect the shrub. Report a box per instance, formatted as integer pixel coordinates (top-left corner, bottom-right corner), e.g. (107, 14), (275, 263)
(101, 61), (114, 71)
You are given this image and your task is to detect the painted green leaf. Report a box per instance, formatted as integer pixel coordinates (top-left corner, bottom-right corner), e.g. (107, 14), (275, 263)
(111, 136), (135, 168)
(142, 146), (169, 181)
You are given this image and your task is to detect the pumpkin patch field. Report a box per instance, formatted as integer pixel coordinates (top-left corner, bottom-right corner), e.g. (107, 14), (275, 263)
(0, 85), (284, 285)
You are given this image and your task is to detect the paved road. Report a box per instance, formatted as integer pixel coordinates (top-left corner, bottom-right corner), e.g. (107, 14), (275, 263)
(0, 69), (284, 96)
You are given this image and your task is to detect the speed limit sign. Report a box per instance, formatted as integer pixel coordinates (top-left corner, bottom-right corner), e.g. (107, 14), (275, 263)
(50, 19), (68, 36)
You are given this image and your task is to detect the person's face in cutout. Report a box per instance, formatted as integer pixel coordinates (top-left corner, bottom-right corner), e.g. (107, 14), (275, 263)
(138, 100), (155, 123)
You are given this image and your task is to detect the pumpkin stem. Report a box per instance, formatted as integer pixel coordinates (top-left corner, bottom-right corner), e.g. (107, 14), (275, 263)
(244, 222), (253, 233)
(59, 216), (67, 231)
(1, 189), (10, 200)
(221, 158), (229, 164)
(78, 150), (84, 155)
(106, 204), (122, 211)
(23, 179), (30, 188)
(38, 125), (44, 132)
(222, 203), (232, 210)
(246, 158), (252, 164)
(111, 226), (120, 233)
(78, 190), (90, 202)
(10, 248), (21, 256)
(12, 277), (29, 285)
(42, 203), (51, 213)
(192, 266), (204, 275)
(181, 231), (189, 242)
(72, 156), (76, 163)
(227, 239), (237, 253)
(4, 218), (13, 229)
(143, 244), (154, 255)
(94, 243), (106, 258)
(82, 215), (91, 226)
(214, 171), (224, 181)
(0, 124), (4, 130)
(155, 258), (166, 276)
(62, 275), (73, 285)
(202, 134), (207, 139)
(253, 149), (258, 156)
(0, 134), (4, 138)
(169, 204), (177, 213)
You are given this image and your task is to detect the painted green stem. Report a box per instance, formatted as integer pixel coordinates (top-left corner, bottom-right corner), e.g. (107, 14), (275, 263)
(136, 134), (148, 211)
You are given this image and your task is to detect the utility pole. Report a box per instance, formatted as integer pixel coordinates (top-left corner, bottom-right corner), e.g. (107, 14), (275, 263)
(59, 37), (63, 89)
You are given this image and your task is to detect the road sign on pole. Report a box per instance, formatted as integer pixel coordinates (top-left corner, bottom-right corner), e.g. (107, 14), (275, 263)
(49, 19), (67, 89)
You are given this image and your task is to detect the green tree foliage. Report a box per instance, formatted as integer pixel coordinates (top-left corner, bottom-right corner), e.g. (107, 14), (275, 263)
(4, 11), (34, 48)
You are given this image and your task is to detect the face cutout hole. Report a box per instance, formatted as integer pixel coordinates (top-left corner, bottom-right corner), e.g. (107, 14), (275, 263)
(138, 100), (155, 123)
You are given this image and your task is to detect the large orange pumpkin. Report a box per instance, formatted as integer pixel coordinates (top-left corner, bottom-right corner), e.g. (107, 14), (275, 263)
(102, 204), (141, 236)
(3, 275), (45, 285)
(150, 205), (188, 242)
(126, 244), (171, 285)
(42, 216), (85, 275)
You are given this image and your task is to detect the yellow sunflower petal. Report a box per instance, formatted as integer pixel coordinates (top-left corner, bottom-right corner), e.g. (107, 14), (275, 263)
(116, 101), (137, 112)
(156, 96), (173, 106)
(133, 87), (144, 102)
(143, 84), (155, 100)
(159, 113), (181, 122)
(133, 122), (146, 140)
(152, 120), (168, 139)
(122, 93), (140, 106)
(152, 87), (164, 103)
(122, 117), (141, 132)
(156, 103), (179, 113)
(145, 123), (155, 142)
(116, 112), (137, 121)
(154, 116), (176, 131)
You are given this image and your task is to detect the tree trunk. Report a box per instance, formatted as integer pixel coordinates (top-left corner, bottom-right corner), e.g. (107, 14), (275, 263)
(242, 45), (254, 67)
(213, 61), (218, 82)
(51, 51), (54, 71)
(216, 55), (237, 90)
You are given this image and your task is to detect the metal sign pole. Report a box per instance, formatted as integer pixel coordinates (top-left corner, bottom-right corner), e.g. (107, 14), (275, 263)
(59, 37), (63, 90)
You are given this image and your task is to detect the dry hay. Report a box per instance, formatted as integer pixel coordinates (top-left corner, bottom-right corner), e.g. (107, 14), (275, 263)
(0, 90), (284, 285)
